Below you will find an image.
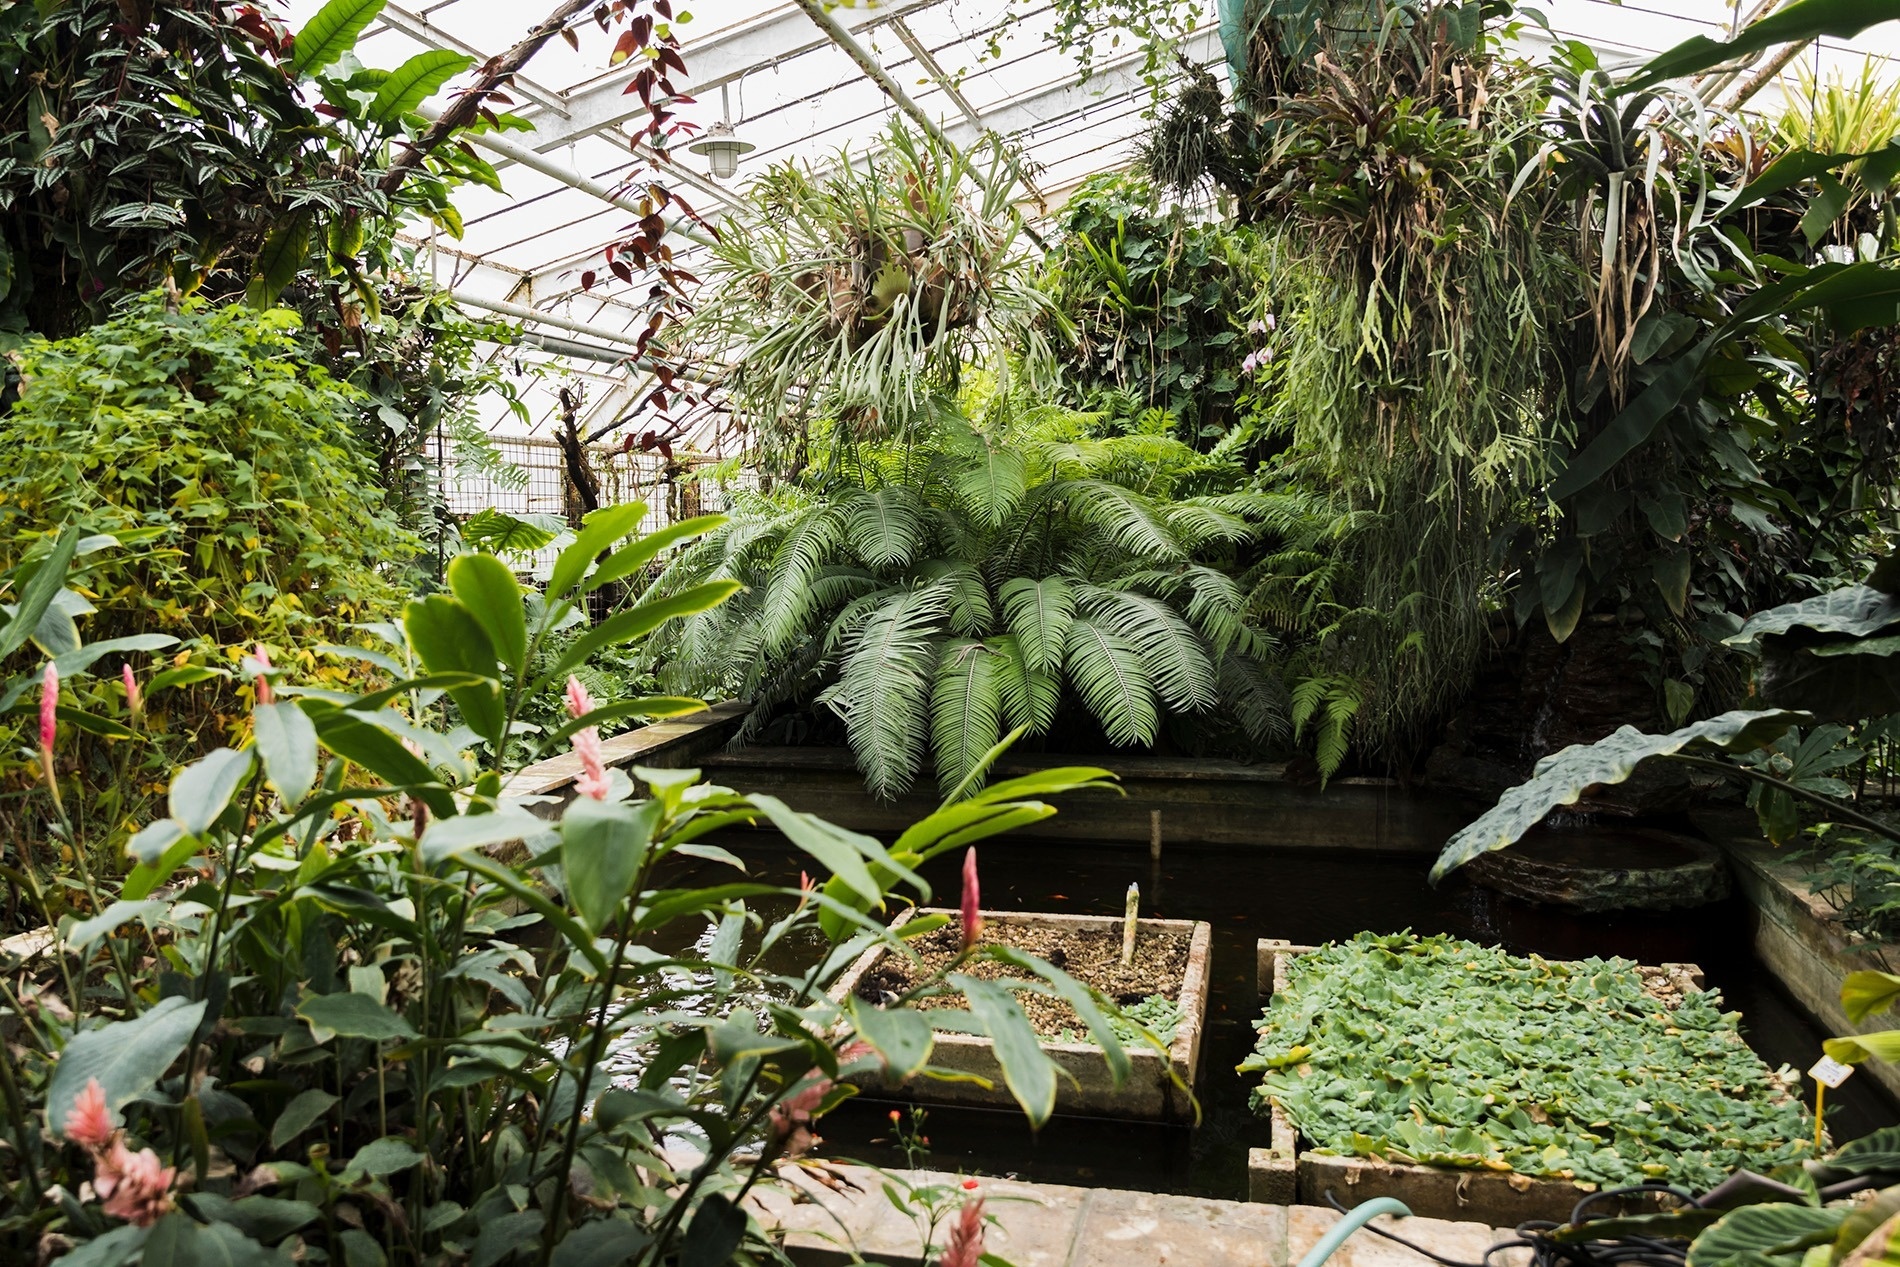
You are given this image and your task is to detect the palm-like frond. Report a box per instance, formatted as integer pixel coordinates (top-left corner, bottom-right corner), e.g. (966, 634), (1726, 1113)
(990, 634), (1061, 735)
(920, 560), (994, 635)
(841, 486), (929, 570)
(954, 444), (1029, 527)
(998, 575), (1075, 672)
(1059, 478), (1187, 561)
(1074, 584), (1218, 712)
(932, 639), (1004, 797)
(817, 583), (949, 798)
(1063, 617), (1159, 747)
(755, 502), (847, 656)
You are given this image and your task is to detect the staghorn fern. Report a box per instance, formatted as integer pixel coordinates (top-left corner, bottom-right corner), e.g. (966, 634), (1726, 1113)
(648, 405), (1302, 797)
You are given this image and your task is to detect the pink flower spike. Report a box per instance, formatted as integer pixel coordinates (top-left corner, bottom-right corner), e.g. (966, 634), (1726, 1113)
(960, 848), (982, 950)
(1241, 352), (1259, 375)
(39, 662), (58, 753)
(95, 1140), (176, 1227)
(66, 1078), (114, 1149)
(565, 674), (596, 721)
(120, 664), (142, 721)
(251, 645), (274, 706)
(1264, 312), (1277, 331)
(936, 1193), (986, 1267)
(573, 726), (610, 801)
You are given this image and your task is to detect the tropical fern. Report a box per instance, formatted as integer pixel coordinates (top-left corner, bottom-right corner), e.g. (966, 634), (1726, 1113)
(647, 402), (1298, 798)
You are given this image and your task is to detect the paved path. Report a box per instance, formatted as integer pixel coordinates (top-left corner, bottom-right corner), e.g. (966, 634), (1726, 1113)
(761, 1165), (1535, 1267)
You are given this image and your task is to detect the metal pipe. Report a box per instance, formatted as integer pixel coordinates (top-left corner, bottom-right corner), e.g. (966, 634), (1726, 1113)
(1295, 1198), (1414, 1267)
(788, 0), (1049, 248)
(452, 290), (643, 346)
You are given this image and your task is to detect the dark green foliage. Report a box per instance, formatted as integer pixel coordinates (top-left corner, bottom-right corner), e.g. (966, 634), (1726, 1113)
(1242, 933), (1814, 1189)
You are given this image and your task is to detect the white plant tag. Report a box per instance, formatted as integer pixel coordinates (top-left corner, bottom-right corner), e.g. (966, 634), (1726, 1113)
(1810, 1056), (1855, 1089)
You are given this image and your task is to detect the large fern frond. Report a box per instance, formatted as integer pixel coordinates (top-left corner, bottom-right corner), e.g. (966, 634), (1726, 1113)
(932, 639), (1004, 797)
(1218, 651), (1291, 748)
(755, 502), (847, 656)
(954, 445), (1028, 528)
(991, 635), (1060, 735)
(841, 486), (929, 570)
(1062, 617), (1158, 747)
(919, 560), (994, 635)
(998, 575), (1074, 672)
(1059, 479), (1186, 561)
(1074, 584), (1217, 712)
(817, 583), (949, 798)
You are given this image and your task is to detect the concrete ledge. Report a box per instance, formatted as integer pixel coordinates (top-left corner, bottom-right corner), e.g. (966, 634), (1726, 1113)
(830, 909), (1212, 1121)
(1699, 810), (1900, 1104)
(773, 1163), (1520, 1267)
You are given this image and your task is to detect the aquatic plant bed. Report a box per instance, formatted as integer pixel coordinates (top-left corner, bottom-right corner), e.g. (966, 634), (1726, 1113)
(1244, 934), (1813, 1225)
(831, 909), (1211, 1121)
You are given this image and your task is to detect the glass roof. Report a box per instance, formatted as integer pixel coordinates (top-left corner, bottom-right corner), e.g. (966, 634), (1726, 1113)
(284, 0), (1900, 444)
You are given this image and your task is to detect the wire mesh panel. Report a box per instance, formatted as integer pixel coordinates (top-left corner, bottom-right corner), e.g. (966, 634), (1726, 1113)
(441, 434), (759, 579)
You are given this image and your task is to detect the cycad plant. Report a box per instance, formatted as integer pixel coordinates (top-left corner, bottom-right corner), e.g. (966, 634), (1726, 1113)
(649, 406), (1291, 797)
(684, 118), (1060, 471)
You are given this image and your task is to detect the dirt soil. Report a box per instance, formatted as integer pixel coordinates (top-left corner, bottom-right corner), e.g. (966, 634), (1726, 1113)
(855, 917), (1191, 1040)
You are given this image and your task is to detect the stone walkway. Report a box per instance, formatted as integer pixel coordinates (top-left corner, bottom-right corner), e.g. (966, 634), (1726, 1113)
(763, 1165), (1534, 1267)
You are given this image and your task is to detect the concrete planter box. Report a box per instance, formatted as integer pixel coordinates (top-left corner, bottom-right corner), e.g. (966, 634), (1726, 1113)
(829, 908), (1212, 1122)
(1246, 939), (1703, 1225)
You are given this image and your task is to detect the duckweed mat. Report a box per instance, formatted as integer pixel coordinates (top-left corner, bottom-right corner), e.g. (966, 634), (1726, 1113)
(1241, 932), (1815, 1190)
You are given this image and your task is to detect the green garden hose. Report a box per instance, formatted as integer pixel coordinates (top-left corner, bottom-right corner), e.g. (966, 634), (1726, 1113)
(1296, 1197), (1415, 1267)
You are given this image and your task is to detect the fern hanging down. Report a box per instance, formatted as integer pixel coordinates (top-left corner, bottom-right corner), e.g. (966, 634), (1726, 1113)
(647, 408), (1294, 798)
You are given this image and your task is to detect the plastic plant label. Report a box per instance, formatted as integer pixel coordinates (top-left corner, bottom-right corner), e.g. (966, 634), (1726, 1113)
(1810, 1056), (1856, 1088)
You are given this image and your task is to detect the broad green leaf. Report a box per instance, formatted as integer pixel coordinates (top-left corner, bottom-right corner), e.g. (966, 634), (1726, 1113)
(460, 508), (563, 554)
(549, 502), (649, 600)
(1731, 585), (1900, 644)
(550, 1219), (652, 1267)
(1688, 1202), (1847, 1267)
(1826, 1030), (1900, 1065)
(297, 993), (417, 1043)
(50, 633), (178, 680)
(587, 514), (730, 591)
(470, 1211), (545, 1267)
(418, 802), (549, 865)
(1430, 711), (1810, 883)
(169, 747), (255, 838)
(47, 996), (208, 1137)
(122, 825), (200, 901)
(254, 701), (319, 805)
(403, 595), (503, 745)
(141, 1215), (274, 1267)
(847, 998), (934, 1079)
(1630, 0), (1900, 91)
(292, 0), (386, 75)
(745, 794), (893, 906)
(1833, 1127), (1900, 1174)
(366, 50), (472, 126)
(63, 900), (167, 954)
(183, 1193), (321, 1244)
(311, 707), (456, 818)
(52, 1224), (150, 1267)
(562, 797), (662, 933)
(681, 1193), (746, 1267)
(341, 1137), (424, 1179)
(269, 1089), (339, 1149)
(540, 581), (743, 688)
(953, 975), (1058, 1126)
(1844, 971), (1900, 1024)
(1, 527), (79, 660)
(988, 946), (1132, 1083)
(248, 213), (311, 309)
(1548, 352), (1707, 502)
(447, 552), (528, 675)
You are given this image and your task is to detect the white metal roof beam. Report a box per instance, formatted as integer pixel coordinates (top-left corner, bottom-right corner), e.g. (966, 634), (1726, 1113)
(518, 0), (949, 152)
(373, 3), (570, 114)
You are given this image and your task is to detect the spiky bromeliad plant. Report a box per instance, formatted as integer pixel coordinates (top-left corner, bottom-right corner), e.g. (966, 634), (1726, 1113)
(683, 117), (1060, 471)
(649, 406), (1292, 798)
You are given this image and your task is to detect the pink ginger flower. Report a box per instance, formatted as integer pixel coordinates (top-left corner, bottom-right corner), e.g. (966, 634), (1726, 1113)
(960, 848), (982, 950)
(936, 1191), (985, 1267)
(120, 664), (142, 722)
(39, 662), (58, 752)
(94, 1139), (176, 1227)
(769, 1076), (832, 1158)
(66, 1079), (114, 1149)
(251, 645), (275, 706)
(566, 676), (610, 800)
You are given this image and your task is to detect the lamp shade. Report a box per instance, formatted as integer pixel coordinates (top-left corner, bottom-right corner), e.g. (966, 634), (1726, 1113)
(688, 121), (756, 180)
